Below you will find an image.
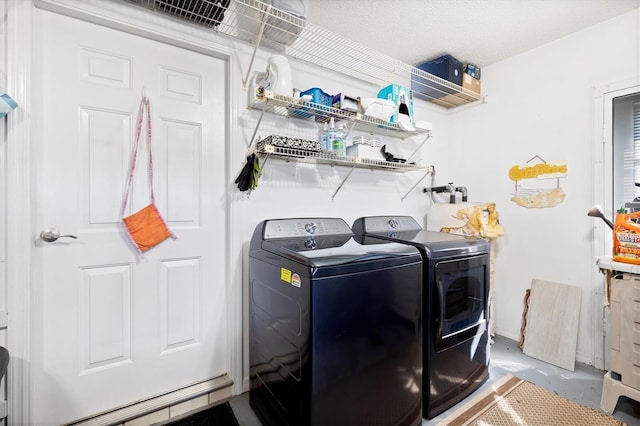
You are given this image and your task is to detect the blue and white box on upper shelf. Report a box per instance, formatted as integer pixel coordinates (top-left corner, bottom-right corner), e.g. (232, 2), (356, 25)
(377, 84), (413, 124)
(463, 63), (481, 80)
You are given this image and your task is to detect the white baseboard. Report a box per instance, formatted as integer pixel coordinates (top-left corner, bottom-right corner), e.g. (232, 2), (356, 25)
(67, 374), (233, 426)
(494, 329), (520, 343)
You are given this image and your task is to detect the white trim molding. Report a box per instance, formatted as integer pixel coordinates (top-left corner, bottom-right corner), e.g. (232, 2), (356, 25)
(6, 1), (34, 425)
(591, 78), (640, 371)
(67, 375), (233, 426)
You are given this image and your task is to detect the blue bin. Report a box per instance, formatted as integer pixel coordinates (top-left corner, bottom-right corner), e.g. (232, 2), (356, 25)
(412, 54), (463, 101)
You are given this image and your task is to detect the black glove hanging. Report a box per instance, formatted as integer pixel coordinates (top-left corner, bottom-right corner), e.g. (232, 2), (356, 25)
(235, 153), (261, 192)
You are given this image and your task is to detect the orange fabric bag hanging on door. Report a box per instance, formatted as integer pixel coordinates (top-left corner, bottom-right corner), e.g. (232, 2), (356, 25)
(122, 95), (175, 255)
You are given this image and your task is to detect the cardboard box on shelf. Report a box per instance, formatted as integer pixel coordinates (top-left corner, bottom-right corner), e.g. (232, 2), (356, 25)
(430, 78), (480, 108)
(462, 73), (481, 94)
(332, 93), (360, 112)
(431, 94), (470, 108)
(377, 84), (414, 124)
(463, 63), (481, 80)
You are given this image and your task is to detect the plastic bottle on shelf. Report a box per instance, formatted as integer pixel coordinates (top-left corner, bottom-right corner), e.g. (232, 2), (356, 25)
(327, 117), (337, 154)
(320, 122), (329, 151)
(333, 123), (346, 156)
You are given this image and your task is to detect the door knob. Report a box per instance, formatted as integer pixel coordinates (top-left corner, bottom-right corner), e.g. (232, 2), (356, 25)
(40, 228), (78, 243)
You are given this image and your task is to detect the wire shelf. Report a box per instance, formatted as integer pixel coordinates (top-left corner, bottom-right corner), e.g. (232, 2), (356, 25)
(123, 0), (481, 109)
(255, 143), (424, 173)
(250, 90), (432, 140)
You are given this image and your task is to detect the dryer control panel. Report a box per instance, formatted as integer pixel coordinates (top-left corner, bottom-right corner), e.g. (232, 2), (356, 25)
(263, 218), (353, 239)
(357, 216), (422, 233)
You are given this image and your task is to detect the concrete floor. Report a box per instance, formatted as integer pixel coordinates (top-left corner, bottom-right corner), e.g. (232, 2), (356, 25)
(228, 335), (640, 425)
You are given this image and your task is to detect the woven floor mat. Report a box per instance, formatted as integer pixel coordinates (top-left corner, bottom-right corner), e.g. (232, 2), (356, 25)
(437, 374), (626, 426)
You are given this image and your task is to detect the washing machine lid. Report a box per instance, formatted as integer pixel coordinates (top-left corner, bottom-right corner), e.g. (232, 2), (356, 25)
(251, 218), (421, 270)
(352, 215), (489, 258)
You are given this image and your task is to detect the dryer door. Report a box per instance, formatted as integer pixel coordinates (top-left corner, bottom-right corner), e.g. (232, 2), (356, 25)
(435, 254), (489, 339)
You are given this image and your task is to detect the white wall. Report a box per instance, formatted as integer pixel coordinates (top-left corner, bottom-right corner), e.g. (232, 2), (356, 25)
(231, 51), (454, 244)
(447, 9), (640, 364)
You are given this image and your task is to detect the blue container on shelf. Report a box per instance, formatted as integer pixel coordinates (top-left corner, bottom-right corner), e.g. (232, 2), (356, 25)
(300, 87), (333, 106)
(298, 87), (334, 122)
(288, 87), (334, 120)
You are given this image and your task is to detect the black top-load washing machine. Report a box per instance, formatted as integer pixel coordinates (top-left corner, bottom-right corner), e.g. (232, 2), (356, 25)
(352, 215), (490, 420)
(249, 218), (423, 426)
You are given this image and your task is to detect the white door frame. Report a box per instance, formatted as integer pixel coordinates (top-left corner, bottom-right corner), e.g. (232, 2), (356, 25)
(6, 1), (34, 423)
(592, 78), (640, 371)
(6, 1), (243, 424)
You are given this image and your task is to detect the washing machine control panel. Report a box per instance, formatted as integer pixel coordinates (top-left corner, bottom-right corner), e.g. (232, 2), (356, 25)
(263, 218), (353, 239)
(361, 216), (422, 232)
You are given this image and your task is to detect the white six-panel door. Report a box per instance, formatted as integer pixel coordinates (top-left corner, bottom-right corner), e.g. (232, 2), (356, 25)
(32, 8), (229, 424)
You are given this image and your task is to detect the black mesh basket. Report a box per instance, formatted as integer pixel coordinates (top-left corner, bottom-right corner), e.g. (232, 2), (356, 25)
(153, 0), (231, 28)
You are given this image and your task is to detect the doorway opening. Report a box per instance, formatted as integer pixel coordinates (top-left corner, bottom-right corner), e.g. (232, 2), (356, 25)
(593, 82), (640, 371)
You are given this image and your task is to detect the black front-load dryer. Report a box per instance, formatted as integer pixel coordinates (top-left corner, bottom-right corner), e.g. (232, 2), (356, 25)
(352, 215), (490, 420)
(249, 218), (423, 426)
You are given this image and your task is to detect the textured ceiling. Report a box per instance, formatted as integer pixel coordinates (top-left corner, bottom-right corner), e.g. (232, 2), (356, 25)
(306, 0), (640, 68)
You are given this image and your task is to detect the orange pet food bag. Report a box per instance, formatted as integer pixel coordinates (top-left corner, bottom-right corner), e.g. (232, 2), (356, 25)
(613, 210), (640, 265)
